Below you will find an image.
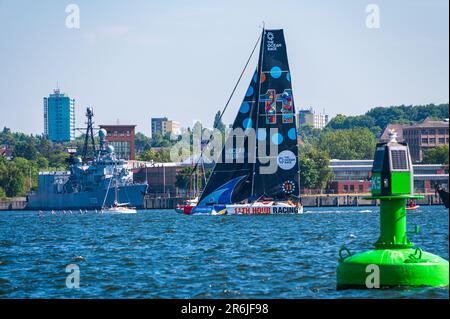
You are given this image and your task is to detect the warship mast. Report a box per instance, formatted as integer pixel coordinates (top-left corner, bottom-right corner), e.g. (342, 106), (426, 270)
(82, 107), (96, 164)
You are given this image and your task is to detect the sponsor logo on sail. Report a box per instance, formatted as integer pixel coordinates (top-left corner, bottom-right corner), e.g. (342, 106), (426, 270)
(266, 32), (282, 51)
(282, 180), (296, 194)
(277, 150), (296, 170)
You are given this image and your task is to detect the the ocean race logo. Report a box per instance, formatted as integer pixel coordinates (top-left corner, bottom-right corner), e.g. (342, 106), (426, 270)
(277, 150), (296, 170)
(266, 32), (282, 51)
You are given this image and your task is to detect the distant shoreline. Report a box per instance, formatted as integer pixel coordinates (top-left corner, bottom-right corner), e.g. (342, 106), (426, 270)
(0, 194), (446, 211)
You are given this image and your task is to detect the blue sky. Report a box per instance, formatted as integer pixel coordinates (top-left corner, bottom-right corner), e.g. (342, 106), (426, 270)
(0, 0), (448, 135)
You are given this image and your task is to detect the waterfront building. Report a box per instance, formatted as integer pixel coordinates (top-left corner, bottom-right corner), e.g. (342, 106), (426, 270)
(43, 89), (75, 142)
(162, 120), (181, 139)
(151, 117), (167, 137)
(133, 163), (180, 197)
(99, 125), (136, 160)
(403, 118), (449, 162)
(328, 159), (448, 194)
(151, 117), (181, 139)
(131, 158), (447, 197)
(380, 118), (449, 162)
(130, 156), (215, 197)
(297, 108), (329, 129)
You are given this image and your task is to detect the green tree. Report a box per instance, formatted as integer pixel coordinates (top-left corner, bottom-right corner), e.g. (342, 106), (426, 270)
(13, 141), (38, 161)
(317, 128), (376, 160)
(326, 103), (449, 136)
(175, 166), (193, 190)
(299, 149), (333, 190)
(297, 124), (322, 151)
(137, 149), (171, 162)
(35, 156), (49, 169)
(135, 132), (151, 153)
(38, 137), (53, 158)
(46, 144), (69, 169)
(150, 132), (172, 148)
(0, 159), (27, 197)
(422, 145), (449, 164)
(0, 187), (6, 199)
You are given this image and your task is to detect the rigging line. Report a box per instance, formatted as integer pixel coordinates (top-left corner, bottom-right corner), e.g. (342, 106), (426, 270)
(102, 167), (115, 208)
(189, 30), (263, 184)
(201, 159), (207, 185)
(217, 32), (262, 123)
(251, 27), (266, 197)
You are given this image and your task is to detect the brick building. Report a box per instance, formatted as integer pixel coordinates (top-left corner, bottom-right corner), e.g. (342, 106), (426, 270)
(133, 163), (180, 196)
(99, 125), (136, 160)
(403, 118), (449, 162)
(380, 118), (449, 162)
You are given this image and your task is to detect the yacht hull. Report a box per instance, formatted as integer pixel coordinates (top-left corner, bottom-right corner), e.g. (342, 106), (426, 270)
(191, 203), (303, 215)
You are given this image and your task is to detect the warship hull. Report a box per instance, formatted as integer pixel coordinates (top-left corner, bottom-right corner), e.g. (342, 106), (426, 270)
(27, 184), (147, 210)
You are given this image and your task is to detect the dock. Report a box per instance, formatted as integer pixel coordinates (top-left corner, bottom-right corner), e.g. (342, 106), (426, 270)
(144, 193), (445, 210)
(0, 193), (445, 211)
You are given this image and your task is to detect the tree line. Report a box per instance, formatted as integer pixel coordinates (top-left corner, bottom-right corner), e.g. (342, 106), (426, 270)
(297, 103), (448, 189)
(327, 103), (448, 135)
(1, 104), (448, 197)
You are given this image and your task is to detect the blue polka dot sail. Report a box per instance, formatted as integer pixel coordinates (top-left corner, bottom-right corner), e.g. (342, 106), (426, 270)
(197, 29), (299, 208)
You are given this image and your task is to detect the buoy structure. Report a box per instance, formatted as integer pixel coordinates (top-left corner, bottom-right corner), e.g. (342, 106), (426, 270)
(336, 130), (449, 289)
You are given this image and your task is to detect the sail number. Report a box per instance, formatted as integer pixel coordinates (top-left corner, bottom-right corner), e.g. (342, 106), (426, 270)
(260, 89), (294, 124)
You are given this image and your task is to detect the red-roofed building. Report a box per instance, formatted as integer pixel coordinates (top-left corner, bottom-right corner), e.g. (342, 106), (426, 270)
(380, 118), (449, 162)
(403, 118), (449, 162)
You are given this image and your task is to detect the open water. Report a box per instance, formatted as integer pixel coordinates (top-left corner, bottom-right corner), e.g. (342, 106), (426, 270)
(0, 206), (448, 298)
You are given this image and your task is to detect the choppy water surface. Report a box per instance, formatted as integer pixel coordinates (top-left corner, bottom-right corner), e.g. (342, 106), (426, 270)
(0, 206), (448, 298)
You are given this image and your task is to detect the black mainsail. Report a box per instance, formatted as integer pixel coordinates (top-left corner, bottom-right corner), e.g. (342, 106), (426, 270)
(197, 29), (299, 207)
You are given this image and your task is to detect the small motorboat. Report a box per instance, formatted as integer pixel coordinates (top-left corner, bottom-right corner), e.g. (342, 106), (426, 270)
(176, 197), (198, 215)
(405, 199), (419, 210)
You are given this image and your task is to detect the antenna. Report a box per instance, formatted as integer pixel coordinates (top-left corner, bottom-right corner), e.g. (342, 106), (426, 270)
(82, 107), (96, 163)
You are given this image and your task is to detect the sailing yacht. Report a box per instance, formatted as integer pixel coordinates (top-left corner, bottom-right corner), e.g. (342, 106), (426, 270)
(191, 28), (303, 215)
(102, 165), (137, 214)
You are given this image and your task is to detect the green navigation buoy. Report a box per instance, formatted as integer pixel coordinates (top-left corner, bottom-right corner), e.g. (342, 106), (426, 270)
(336, 130), (449, 289)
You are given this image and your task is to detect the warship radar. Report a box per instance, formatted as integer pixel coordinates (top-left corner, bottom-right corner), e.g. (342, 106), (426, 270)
(336, 130), (449, 289)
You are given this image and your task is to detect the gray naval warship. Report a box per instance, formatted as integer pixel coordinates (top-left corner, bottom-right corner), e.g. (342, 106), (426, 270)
(27, 107), (147, 210)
